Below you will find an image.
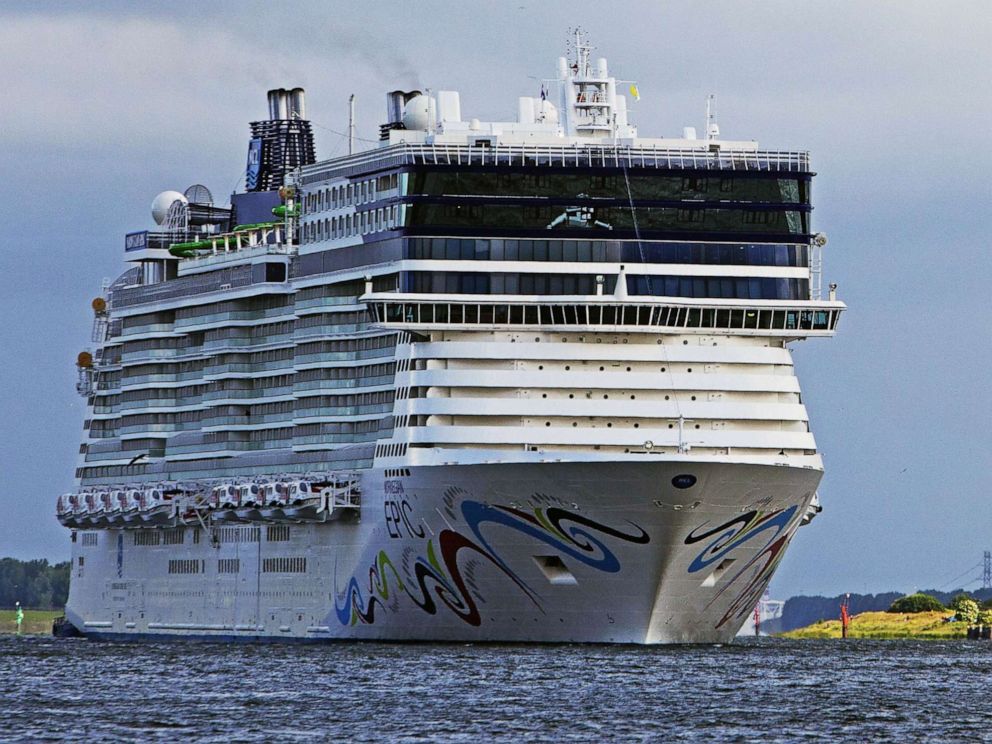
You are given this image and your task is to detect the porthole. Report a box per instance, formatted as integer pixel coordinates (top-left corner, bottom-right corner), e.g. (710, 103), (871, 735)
(661, 367), (666, 372)
(607, 423), (612, 428)
(665, 395), (670, 400)
(599, 366), (605, 371)
(630, 395), (636, 399)
(633, 423), (639, 428)
(565, 365), (570, 370)
(668, 424), (674, 429)
(542, 393), (547, 398)
(539, 365), (544, 370)
(568, 394), (574, 399)
(545, 422), (551, 427)
(603, 394), (609, 399)
(688, 368), (692, 373)
(695, 424), (700, 429)
(656, 340), (662, 345)
(691, 396), (697, 401)
(683, 340), (688, 345)
(572, 422), (577, 427)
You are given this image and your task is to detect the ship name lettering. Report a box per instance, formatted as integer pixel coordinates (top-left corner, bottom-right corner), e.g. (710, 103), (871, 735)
(384, 497), (424, 539)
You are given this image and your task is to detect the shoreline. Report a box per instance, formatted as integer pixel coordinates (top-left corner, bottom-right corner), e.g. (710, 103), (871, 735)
(0, 609), (61, 636)
(779, 611), (970, 640)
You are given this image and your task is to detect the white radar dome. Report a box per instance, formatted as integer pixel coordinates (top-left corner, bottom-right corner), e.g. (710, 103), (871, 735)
(151, 191), (188, 225)
(402, 95), (431, 131)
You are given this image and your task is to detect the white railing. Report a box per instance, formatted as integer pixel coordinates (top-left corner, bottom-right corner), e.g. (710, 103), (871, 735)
(300, 143), (810, 183)
(364, 293), (843, 336)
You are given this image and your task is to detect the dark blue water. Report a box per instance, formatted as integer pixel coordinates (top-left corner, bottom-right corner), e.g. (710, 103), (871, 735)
(1, 636), (989, 742)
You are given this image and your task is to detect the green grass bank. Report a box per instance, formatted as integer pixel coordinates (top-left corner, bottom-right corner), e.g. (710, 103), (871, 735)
(780, 611), (969, 640)
(0, 609), (61, 635)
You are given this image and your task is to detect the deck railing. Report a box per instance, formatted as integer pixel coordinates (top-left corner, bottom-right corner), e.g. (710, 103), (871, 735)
(365, 294), (842, 336)
(300, 143), (810, 183)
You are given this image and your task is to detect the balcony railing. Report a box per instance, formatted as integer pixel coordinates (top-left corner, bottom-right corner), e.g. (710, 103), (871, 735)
(292, 375), (394, 392)
(201, 386), (294, 402)
(201, 412), (294, 427)
(292, 348), (395, 366)
(364, 293), (843, 337)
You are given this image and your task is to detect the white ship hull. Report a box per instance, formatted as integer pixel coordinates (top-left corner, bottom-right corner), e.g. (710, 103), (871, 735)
(66, 459), (819, 644)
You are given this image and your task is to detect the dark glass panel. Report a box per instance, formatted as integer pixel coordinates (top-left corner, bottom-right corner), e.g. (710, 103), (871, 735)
(412, 170), (809, 204)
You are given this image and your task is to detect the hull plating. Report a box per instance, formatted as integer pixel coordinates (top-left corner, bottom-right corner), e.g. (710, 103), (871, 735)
(66, 460), (819, 644)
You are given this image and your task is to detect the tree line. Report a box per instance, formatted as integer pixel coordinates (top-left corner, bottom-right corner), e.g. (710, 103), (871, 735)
(780, 588), (992, 631)
(0, 558), (70, 609)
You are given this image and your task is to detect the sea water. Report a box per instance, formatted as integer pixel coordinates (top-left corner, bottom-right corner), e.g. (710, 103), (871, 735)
(1, 636), (988, 741)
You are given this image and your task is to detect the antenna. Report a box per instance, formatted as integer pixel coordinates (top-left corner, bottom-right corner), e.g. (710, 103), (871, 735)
(348, 94), (356, 155)
(706, 94), (719, 140)
(983, 551), (991, 590)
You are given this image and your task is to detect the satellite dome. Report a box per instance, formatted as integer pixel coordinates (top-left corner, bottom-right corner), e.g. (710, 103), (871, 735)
(151, 190), (188, 225)
(402, 95), (431, 131)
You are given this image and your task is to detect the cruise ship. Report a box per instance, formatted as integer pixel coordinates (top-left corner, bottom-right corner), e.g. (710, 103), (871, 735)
(57, 38), (843, 644)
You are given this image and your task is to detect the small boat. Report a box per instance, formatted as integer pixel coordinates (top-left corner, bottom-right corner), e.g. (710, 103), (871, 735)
(56, 493), (78, 527)
(235, 483), (263, 520)
(122, 489), (143, 524)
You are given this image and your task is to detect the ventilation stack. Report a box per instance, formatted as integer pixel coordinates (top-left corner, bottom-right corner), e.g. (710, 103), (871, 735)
(246, 88), (316, 192)
(380, 90), (422, 141)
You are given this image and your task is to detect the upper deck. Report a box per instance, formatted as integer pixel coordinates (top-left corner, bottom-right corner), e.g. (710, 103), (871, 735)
(69, 37), (844, 490)
(299, 141), (811, 185)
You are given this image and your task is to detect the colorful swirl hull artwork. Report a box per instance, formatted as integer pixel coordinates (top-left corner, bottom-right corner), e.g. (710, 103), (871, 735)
(335, 480), (805, 632)
(684, 504), (802, 629)
(334, 485), (651, 627)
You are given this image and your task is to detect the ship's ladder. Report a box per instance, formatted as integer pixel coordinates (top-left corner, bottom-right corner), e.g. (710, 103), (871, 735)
(809, 243), (823, 300)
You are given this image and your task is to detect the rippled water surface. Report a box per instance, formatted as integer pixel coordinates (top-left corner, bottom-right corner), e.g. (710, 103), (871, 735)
(1, 636), (990, 742)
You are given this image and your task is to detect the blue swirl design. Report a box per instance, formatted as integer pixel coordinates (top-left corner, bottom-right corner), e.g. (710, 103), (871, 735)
(461, 501), (647, 574)
(334, 498), (650, 627)
(685, 505), (798, 574)
(684, 504), (803, 629)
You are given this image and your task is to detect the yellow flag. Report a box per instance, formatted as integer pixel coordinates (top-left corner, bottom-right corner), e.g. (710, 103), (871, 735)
(629, 84), (640, 101)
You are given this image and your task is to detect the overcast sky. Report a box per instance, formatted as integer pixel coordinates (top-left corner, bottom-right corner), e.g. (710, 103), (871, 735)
(1, 1), (989, 599)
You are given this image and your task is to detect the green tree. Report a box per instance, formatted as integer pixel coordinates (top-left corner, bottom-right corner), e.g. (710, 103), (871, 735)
(888, 593), (945, 613)
(49, 562), (70, 607)
(950, 595), (980, 623)
(0, 558), (69, 609)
